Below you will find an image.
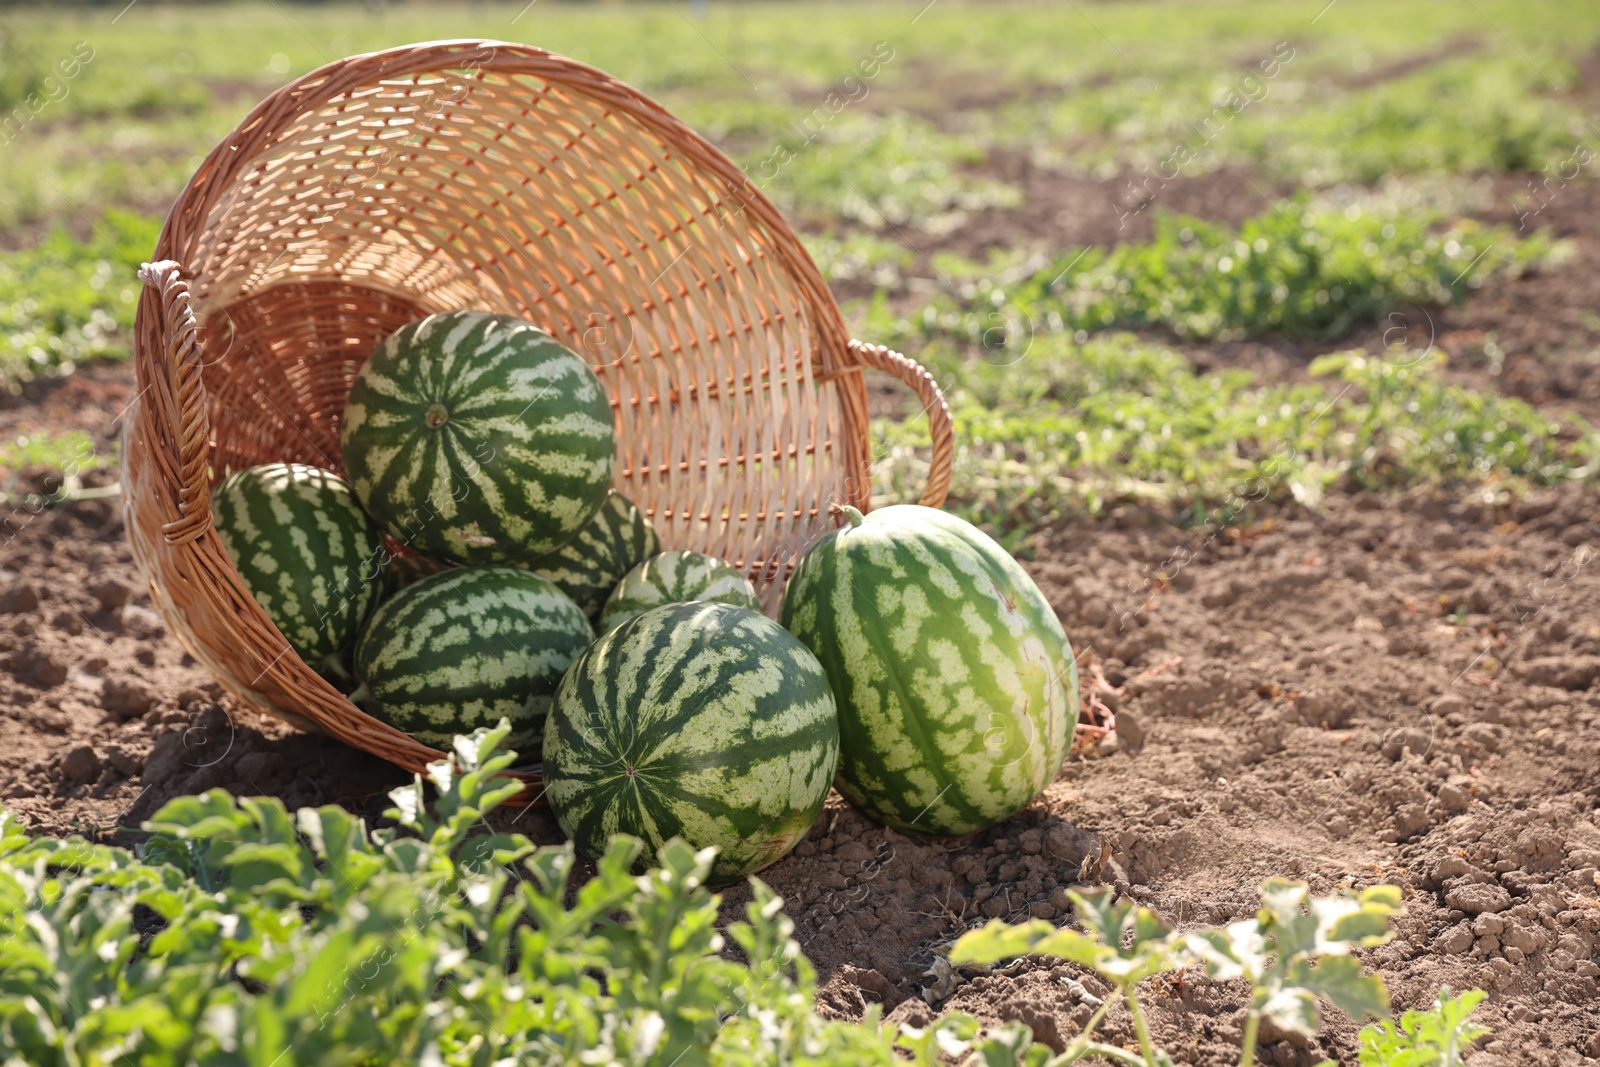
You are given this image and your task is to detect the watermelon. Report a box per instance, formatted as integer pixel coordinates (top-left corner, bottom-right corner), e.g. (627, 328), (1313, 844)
(597, 550), (760, 635)
(211, 463), (385, 676)
(530, 490), (660, 620)
(779, 505), (1078, 837)
(351, 565), (593, 757)
(543, 602), (838, 884)
(340, 310), (617, 567)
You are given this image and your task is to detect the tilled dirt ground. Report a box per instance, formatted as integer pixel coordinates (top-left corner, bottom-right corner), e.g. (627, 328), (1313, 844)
(3, 361), (1598, 1064)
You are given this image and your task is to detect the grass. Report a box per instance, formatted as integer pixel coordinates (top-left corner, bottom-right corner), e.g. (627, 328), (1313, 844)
(0, 0), (1593, 233)
(756, 110), (1018, 234)
(917, 198), (1559, 345)
(0, 209), (156, 383)
(0, 429), (104, 478)
(1002, 51), (1594, 186)
(870, 333), (1598, 543)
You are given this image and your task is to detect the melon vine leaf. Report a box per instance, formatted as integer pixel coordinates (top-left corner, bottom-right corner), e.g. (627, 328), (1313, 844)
(968, 1021), (1048, 1067)
(953, 888), (1177, 983)
(1183, 879), (1399, 1067)
(1284, 955), (1393, 1025)
(951, 919), (1105, 969)
(1358, 988), (1489, 1067)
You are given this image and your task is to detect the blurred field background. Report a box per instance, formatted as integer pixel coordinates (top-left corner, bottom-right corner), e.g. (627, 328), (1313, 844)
(3, 0), (1598, 544)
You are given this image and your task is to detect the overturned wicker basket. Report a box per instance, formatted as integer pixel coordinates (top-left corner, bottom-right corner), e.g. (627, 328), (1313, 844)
(125, 40), (954, 792)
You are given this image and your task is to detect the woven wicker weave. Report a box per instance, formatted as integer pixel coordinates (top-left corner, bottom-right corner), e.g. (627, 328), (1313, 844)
(125, 40), (954, 789)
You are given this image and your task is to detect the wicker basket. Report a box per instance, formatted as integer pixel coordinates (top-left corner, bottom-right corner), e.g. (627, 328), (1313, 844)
(125, 40), (955, 791)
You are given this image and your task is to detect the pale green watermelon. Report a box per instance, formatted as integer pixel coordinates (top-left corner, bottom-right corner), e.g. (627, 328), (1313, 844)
(530, 490), (659, 620)
(351, 565), (592, 756)
(597, 550), (760, 635)
(780, 505), (1078, 837)
(211, 463), (385, 676)
(543, 602), (838, 884)
(340, 310), (616, 567)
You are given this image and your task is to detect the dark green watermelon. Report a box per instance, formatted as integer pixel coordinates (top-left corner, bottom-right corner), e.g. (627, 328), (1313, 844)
(780, 505), (1079, 837)
(352, 565), (592, 757)
(596, 550), (760, 636)
(543, 602), (838, 884)
(530, 490), (659, 620)
(340, 310), (616, 567)
(211, 463), (385, 676)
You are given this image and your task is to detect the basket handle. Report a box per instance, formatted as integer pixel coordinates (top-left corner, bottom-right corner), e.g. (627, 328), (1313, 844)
(847, 340), (954, 509)
(139, 260), (214, 545)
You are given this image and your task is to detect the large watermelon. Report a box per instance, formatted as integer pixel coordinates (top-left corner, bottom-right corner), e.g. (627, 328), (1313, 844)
(340, 310), (616, 567)
(543, 602), (838, 884)
(596, 550), (760, 635)
(780, 505), (1078, 837)
(211, 463), (385, 676)
(530, 490), (659, 620)
(351, 566), (592, 757)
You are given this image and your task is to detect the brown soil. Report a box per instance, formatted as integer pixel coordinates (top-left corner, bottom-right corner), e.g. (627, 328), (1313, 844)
(921, 157), (1298, 267)
(4, 359), (1599, 1063)
(742, 484), (1600, 1065)
(0, 366), (409, 836)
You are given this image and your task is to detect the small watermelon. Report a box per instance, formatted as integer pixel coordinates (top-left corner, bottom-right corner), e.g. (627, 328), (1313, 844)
(597, 550), (760, 635)
(340, 310), (617, 567)
(211, 463), (385, 676)
(351, 565), (593, 757)
(530, 490), (659, 620)
(544, 602), (838, 884)
(780, 505), (1079, 837)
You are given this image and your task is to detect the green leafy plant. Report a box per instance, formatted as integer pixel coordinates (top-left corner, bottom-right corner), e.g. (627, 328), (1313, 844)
(0, 723), (1495, 1066)
(1358, 988), (1490, 1067)
(925, 200), (1555, 345)
(754, 110), (1018, 234)
(953, 880), (1405, 1067)
(1183, 880), (1400, 1066)
(1, 723), (1044, 1067)
(0, 429), (106, 481)
(953, 889), (1182, 1066)
(1001, 52), (1587, 187)
(0, 209), (159, 383)
(870, 333), (1598, 539)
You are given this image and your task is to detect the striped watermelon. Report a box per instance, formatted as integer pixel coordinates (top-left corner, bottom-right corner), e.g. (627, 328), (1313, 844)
(340, 310), (616, 568)
(780, 505), (1079, 837)
(530, 490), (659, 620)
(211, 463), (385, 676)
(597, 550), (760, 636)
(543, 602), (838, 884)
(351, 565), (593, 757)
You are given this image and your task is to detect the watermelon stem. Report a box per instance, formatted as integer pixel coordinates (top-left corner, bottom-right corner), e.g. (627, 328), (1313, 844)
(1125, 987), (1160, 1066)
(318, 652), (355, 684)
(827, 503), (866, 529)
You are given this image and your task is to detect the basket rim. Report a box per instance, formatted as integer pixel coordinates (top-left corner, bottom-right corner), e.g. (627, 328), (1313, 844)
(152, 37), (854, 386)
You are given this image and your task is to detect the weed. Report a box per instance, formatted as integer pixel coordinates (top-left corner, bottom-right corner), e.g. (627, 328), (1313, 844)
(0, 209), (158, 383)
